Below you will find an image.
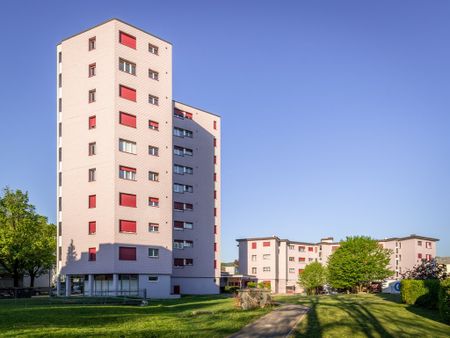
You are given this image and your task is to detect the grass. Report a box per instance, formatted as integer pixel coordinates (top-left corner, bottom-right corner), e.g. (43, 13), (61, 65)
(274, 293), (450, 338)
(0, 295), (270, 337)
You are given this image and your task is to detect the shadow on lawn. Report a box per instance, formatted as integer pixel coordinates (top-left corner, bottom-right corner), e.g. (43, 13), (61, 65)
(297, 295), (395, 338)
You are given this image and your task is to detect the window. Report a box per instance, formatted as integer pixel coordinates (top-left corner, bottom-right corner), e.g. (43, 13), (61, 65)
(251, 255), (257, 261)
(418, 240), (422, 246)
(174, 221), (193, 230)
(58, 197), (62, 211)
(174, 240), (192, 249)
(185, 259), (193, 266)
(88, 247), (96, 261)
(174, 164), (193, 175)
(263, 242), (270, 247)
(58, 222), (62, 236)
(298, 246), (305, 252)
(148, 171), (159, 181)
(174, 146), (193, 156)
(289, 268), (295, 273)
(214, 173), (217, 182)
(149, 120), (159, 130)
(89, 116), (96, 129)
(214, 190), (217, 199)
(308, 247), (314, 252)
(119, 220), (136, 233)
(174, 109), (184, 119)
(58, 123), (62, 137)
(214, 156), (217, 165)
(119, 31), (136, 49)
(214, 224), (217, 234)
(88, 37), (96, 51)
(426, 254), (432, 261)
(252, 242), (257, 249)
(149, 197), (159, 207)
(119, 112), (136, 128)
(58, 147), (62, 161)
(299, 257), (305, 262)
(173, 258), (193, 267)
(213, 120), (217, 130)
(425, 242), (432, 249)
(418, 253), (423, 259)
(119, 193), (136, 207)
(148, 223), (159, 232)
(119, 85), (136, 101)
(148, 94), (159, 106)
(149, 146), (159, 156)
(148, 69), (159, 80)
(174, 183), (193, 193)
(119, 58), (136, 75)
(263, 254), (270, 260)
(58, 73), (62, 87)
(213, 138), (217, 147)
(58, 98), (62, 112)
(173, 127), (193, 138)
(119, 139), (136, 154)
(88, 142), (96, 156)
(263, 267), (270, 272)
(119, 166), (136, 181)
(58, 52), (62, 63)
(299, 269), (305, 274)
(88, 63), (96, 77)
(119, 247), (136, 261)
(148, 248), (159, 258)
(88, 168), (96, 182)
(148, 276), (159, 282)
(289, 257), (294, 262)
(308, 258), (314, 262)
(148, 43), (158, 55)
(88, 221), (96, 235)
(174, 202), (193, 211)
(288, 245), (295, 250)
(251, 267), (257, 274)
(58, 172), (62, 186)
(88, 195), (96, 208)
(89, 89), (96, 103)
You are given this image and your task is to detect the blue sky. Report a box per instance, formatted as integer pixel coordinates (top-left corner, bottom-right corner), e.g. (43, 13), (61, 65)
(0, 1), (449, 261)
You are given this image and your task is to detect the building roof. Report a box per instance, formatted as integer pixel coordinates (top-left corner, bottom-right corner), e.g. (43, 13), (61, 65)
(378, 234), (439, 242)
(174, 100), (221, 118)
(58, 18), (172, 45)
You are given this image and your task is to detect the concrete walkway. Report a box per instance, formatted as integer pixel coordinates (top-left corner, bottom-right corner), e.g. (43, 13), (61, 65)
(229, 304), (309, 338)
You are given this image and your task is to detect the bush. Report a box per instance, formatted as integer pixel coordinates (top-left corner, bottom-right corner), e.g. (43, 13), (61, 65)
(246, 282), (257, 289)
(400, 279), (440, 308)
(224, 286), (239, 294)
(438, 279), (450, 324)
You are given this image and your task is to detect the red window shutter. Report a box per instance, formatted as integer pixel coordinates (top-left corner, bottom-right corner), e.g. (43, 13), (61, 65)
(185, 203), (193, 210)
(174, 258), (184, 266)
(213, 120), (217, 130)
(119, 220), (136, 233)
(214, 156), (217, 164)
(119, 166), (136, 173)
(263, 241), (270, 247)
(88, 221), (96, 234)
(252, 242), (257, 249)
(174, 221), (184, 229)
(214, 259), (217, 269)
(89, 116), (96, 129)
(119, 247), (136, 260)
(214, 173), (217, 181)
(119, 112), (136, 128)
(119, 85), (136, 101)
(174, 202), (183, 210)
(299, 257), (305, 262)
(119, 31), (136, 49)
(149, 197), (159, 205)
(214, 243), (217, 252)
(185, 112), (193, 119)
(418, 253), (422, 259)
(88, 195), (96, 208)
(88, 247), (96, 261)
(214, 138), (217, 147)
(214, 208), (217, 216)
(308, 247), (314, 252)
(149, 120), (159, 129)
(120, 193), (136, 207)
(214, 190), (217, 199)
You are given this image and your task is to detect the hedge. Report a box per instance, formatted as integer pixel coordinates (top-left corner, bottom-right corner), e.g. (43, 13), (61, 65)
(400, 279), (441, 309)
(438, 279), (450, 324)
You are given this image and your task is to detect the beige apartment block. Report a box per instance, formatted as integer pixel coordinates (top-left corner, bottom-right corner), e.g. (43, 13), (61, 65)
(237, 234), (438, 294)
(56, 19), (220, 298)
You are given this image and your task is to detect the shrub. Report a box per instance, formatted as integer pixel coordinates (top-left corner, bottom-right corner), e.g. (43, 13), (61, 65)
(438, 279), (450, 323)
(246, 282), (257, 289)
(400, 279), (440, 308)
(224, 286), (239, 294)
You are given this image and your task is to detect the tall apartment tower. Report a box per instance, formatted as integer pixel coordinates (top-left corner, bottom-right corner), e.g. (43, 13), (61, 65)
(56, 19), (221, 298)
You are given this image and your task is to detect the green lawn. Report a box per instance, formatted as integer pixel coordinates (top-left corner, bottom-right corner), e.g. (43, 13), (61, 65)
(274, 293), (450, 338)
(0, 295), (270, 337)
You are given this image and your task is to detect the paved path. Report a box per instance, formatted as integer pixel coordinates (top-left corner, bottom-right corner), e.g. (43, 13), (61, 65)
(229, 304), (309, 338)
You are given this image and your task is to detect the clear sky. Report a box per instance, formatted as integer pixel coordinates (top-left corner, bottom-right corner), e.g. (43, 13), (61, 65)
(0, 0), (449, 261)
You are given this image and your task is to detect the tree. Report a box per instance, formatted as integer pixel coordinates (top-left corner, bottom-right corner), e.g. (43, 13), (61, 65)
(327, 236), (393, 293)
(23, 216), (56, 287)
(298, 261), (327, 295)
(401, 258), (448, 281)
(0, 187), (55, 287)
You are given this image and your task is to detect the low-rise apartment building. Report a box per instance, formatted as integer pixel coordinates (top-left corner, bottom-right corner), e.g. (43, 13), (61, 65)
(237, 234), (438, 293)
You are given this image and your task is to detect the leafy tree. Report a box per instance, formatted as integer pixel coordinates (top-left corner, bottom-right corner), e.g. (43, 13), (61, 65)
(401, 258), (448, 281)
(327, 236), (393, 293)
(0, 188), (55, 287)
(298, 261), (327, 295)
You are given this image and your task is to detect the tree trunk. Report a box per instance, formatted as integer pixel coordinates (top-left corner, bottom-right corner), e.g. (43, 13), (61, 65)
(13, 270), (20, 287)
(29, 273), (35, 288)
